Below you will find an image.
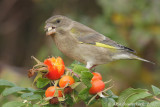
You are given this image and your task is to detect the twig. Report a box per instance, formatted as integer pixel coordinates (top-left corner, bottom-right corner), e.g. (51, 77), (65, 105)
(153, 96), (160, 101)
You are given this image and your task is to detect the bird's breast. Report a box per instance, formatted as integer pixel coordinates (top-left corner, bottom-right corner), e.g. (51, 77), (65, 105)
(52, 34), (114, 65)
(52, 34), (85, 62)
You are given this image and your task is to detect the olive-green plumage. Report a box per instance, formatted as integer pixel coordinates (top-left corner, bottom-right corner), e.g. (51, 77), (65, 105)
(45, 15), (152, 69)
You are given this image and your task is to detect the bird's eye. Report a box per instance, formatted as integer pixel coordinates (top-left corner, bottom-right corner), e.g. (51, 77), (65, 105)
(56, 20), (61, 23)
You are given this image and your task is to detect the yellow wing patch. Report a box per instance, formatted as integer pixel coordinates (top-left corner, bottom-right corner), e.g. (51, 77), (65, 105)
(79, 41), (116, 49)
(95, 42), (116, 49)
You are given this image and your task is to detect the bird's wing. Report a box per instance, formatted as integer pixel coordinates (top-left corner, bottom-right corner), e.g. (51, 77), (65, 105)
(78, 33), (135, 53)
(70, 24), (135, 53)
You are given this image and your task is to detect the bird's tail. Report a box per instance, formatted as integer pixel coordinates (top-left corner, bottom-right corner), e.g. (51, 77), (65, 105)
(128, 54), (155, 64)
(112, 53), (154, 64)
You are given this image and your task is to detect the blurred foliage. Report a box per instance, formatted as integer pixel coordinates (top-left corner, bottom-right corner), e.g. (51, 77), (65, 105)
(0, 0), (160, 106)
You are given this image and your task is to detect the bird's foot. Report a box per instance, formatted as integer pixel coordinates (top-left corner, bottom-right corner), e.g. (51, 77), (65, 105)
(89, 65), (97, 72)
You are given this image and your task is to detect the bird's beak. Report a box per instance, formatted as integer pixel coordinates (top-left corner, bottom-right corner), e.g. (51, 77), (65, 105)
(44, 24), (56, 36)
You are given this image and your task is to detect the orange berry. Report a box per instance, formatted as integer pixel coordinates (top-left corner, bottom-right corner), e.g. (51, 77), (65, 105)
(45, 86), (63, 97)
(59, 75), (75, 88)
(89, 80), (105, 95)
(44, 57), (65, 80)
(92, 72), (102, 81)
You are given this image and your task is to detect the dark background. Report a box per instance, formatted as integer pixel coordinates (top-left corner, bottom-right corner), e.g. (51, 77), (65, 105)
(0, 0), (160, 106)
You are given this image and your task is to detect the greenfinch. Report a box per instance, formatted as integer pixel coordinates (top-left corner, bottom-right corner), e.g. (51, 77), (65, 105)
(44, 15), (152, 69)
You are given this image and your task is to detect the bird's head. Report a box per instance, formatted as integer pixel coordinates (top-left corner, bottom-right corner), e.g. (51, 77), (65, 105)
(44, 15), (72, 36)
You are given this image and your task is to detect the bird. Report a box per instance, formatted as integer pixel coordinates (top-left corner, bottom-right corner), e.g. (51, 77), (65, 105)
(44, 15), (153, 70)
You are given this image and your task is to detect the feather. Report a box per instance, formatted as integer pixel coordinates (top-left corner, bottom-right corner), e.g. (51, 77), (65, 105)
(70, 22), (136, 53)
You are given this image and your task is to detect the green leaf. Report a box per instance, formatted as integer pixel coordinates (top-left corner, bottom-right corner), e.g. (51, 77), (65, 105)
(136, 100), (149, 107)
(81, 71), (93, 87)
(65, 94), (74, 106)
(21, 92), (42, 100)
(147, 101), (160, 107)
(102, 97), (115, 107)
(70, 82), (81, 89)
(34, 89), (45, 96)
(0, 79), (16, 87)
(73, 64), (88, 74)
(21, 92), (34, 99)
(2, 101), (25, 107)
(126, 91), (152, 103)
(106, 90), (118, 99)
(78, 88), (90, 100)
(26, 87), (36, 92)
(33, 72), (42, 85)
(24, 94), (42, 100)
(71, 61), (85, 67)
(73, 75), (80, 82)
(0, 87), (5, 94)
(2, 86), (26, 96)
(21, 87), (36, 93)
(118, 88), (152, 107)
(33, 104), (41, 107)
(152, 85), (160, 96)
(36, 78), (50, 88)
